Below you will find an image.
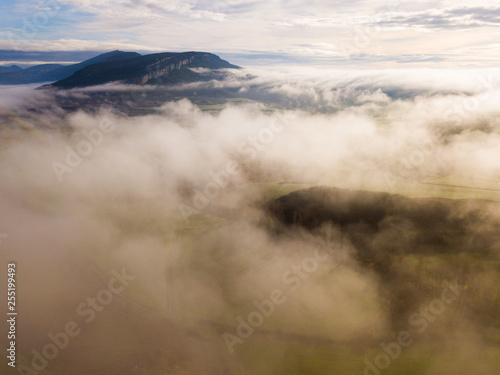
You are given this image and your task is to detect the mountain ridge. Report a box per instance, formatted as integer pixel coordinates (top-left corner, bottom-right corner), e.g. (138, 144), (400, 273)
(0, 50), (240, 88)
(0, 65), (22, 72)
(49, 51), (240, 88)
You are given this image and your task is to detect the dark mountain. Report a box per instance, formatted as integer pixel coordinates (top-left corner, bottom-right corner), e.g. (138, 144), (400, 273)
(0, 65), (22, 72)
(0, 50), (141, 85)
(0, 64), (62, 84)
(266, 186), (496, 254)
(266, 186), (500, 329)
(48, 50), (141, 81)
(50, 52), (240, 89)
(23, 64), (65, 74)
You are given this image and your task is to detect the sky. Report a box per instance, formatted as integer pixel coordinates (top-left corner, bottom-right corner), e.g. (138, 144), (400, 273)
(1, 0), (500, 67)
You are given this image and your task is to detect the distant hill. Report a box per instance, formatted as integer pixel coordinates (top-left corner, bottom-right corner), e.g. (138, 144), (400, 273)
(47, 50), (142, 82)
(49, 52), (240, 89)
(0, 50), (141, 84)
(0, 65), (22, 72)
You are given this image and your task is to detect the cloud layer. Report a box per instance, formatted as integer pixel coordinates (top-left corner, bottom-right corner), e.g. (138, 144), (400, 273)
(0, 67), (500, 374)
(1, 1), (500, 66)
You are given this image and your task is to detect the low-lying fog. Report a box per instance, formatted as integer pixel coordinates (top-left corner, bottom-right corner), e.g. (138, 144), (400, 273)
(0, 67), (499, 375)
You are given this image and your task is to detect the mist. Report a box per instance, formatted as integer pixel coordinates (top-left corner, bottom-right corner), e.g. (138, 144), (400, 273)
(0, 67), (499, 375)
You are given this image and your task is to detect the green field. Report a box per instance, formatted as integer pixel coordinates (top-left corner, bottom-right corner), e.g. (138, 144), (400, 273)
(66, 175), (500, 375)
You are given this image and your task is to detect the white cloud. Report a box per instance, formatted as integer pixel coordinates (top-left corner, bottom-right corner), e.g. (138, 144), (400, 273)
(2, 0), (500, 67)
(0, 38), (159, 52)
(275, 5), (500, 30)
(59, 0), (227, 21)
(0, 60), (80, 66)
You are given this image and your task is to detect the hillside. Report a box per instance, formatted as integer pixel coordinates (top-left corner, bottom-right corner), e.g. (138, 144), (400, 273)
(50, 51), (240, 88)
(0, 65), (22, 72)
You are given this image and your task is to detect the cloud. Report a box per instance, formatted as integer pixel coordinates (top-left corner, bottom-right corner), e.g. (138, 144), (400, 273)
(0, 60), (81, 66)
(1, 66), (500, 373)
(1, 1), (500, 67)
(277, 5), (500, 30)
(59, 0), (227, 21)
(0, 37), (158, 52)
(379, 6), (500, 29)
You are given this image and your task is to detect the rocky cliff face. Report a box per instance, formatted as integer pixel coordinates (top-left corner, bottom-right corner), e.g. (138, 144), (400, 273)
(139, 56), (194, 84)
